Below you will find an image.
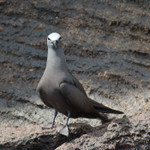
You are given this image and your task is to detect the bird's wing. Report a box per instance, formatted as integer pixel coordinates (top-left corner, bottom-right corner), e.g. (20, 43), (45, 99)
(89, 98), (123, 114)
(71, 75), (87, 95)
(68, 73), (123, 114)
(59, 81), (94, 113)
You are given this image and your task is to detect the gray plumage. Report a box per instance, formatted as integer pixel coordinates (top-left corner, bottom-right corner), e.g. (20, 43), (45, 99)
(37, 33), (123, 135)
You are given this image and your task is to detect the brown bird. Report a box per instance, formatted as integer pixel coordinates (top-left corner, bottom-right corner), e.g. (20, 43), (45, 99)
(37, 32), (123, 136)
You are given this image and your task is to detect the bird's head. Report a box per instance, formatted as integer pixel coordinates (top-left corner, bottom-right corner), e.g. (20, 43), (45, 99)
(47, 32), (62, 49)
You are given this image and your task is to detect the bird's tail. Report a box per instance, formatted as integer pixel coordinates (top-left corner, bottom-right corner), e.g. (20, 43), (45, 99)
(89, 99), (124, 114)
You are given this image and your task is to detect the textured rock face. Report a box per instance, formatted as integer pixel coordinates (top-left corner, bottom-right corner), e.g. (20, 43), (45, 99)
(0, 0), (150, 149)
(57, 105), (150, 150)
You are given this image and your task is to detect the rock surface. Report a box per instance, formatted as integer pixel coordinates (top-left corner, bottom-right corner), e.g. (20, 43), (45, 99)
(0, 0), (150, 149)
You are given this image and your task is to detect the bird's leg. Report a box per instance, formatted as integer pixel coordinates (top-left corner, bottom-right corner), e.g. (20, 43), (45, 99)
(56, 112), (70, 136)
(41, 110), (58, 129)
(51, 110), (58, 127)
(65, 112), (70, 126)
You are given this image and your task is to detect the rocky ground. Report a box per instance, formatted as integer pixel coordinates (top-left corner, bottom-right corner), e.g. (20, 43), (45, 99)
(0, 0), (150, 149)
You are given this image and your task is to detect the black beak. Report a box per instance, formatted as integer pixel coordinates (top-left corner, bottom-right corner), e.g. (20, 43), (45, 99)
(53, 41), (57, 48)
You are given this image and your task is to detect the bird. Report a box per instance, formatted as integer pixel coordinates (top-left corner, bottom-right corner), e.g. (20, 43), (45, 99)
(36, 32), (123, 136)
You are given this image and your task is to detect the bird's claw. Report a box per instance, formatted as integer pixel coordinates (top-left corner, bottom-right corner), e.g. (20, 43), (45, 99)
(56, 124), (69, 136)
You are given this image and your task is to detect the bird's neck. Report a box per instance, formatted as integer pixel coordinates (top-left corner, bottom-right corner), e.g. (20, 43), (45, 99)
(46, 47), (68, 71)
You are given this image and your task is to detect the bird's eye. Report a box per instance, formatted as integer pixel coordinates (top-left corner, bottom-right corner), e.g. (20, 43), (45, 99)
(48, 37), (50, 40)
(59, 37), (62, 40)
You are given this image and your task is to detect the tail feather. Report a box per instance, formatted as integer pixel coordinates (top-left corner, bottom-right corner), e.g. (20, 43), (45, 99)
(89, 99), (124, 114)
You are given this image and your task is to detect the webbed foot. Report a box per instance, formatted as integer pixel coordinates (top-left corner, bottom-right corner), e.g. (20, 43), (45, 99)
(56, 124), (69, 136)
